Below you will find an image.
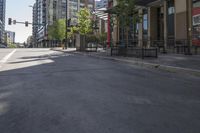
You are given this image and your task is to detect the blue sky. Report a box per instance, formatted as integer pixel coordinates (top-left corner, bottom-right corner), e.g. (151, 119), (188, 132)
(6, 0), (35, 43)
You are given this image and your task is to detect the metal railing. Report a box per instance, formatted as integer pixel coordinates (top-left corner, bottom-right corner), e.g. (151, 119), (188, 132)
(110, 40), (158, 58)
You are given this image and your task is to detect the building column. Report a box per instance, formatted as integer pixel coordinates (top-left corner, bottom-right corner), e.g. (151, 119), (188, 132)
(187, 0), (193, 49)
(163, 0), (168, 52)
(138, 9), (143, 47)
(107, 1), (112, 48)
(174, 0), (187, 40)
(112, 21), (116, 44)
(147, 7), (151, 48)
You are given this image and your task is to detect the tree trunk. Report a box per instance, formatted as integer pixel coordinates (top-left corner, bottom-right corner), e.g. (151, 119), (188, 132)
(126, 26), (129, 48)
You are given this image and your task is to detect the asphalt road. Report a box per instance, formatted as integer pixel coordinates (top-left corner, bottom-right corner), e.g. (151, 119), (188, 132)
(0, 48), (200, 133)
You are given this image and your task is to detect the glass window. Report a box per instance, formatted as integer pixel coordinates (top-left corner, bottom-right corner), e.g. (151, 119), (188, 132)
(192, 0), (200, 46)
(143, 9), (148, 41)
(167, 0), (174, 37)
(143, 13), (148, 34)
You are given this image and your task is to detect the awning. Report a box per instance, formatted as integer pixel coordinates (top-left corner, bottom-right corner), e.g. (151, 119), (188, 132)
(93, 8), (108, 21)
(136, 0), (159, 6)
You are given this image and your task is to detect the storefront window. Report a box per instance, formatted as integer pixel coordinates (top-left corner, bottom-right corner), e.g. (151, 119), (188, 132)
(192, 0), (200, 46)
(143, 10), (148, 36)
(167, 0), (174, 38)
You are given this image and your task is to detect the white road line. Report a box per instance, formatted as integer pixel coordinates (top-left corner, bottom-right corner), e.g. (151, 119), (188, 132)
(0, 49), (17, 68)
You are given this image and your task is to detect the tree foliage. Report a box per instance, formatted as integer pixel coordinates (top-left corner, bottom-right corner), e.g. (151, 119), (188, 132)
(48, 19), (66, 41)
(108, 0), (138, 46)
(99, 32), (107, 42)
(47, 25), (55, 40)
(48, 19), (77, 41)
(77, 8), (92, 35)
(115, 0), (137, 26)
(56, 19), (66, 40)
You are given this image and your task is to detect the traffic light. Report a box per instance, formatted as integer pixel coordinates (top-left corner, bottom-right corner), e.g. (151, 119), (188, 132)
(13, 20), (16, 25)
(25, 21), (28, 27)
(8, 18), (12, 25)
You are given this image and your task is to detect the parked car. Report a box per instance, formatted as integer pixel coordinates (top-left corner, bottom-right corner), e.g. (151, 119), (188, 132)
(86, 43), (97, 52)
(0, 44), (7, 48)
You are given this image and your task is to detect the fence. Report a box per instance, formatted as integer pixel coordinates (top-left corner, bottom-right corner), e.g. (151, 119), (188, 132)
(110, 43), (158, 58)
(81, 38), (200, 55)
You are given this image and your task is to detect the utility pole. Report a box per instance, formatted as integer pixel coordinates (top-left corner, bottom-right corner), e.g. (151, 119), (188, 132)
(65, 0), (68, 49)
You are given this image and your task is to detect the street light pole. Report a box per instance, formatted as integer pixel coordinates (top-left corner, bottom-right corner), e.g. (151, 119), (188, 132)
(65, 0), (68, 49)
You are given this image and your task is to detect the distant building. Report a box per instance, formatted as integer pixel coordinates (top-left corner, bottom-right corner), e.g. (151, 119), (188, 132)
(0, 0), (6, 43)
(56, 0), (95, 25)
(32, 0), (95, 47)
(5, 31), (15, 43)
(32, 3), (38, 47)
(26, 36), (33, 47)
(33, 0), (59, 47)
(36, 0), (47, 44)
(4, 31), (15, 46)
(95, 0), (107, 9)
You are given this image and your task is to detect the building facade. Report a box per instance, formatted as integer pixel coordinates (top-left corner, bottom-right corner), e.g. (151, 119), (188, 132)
(94, 0), (108, 35)
(56, 0), (95, 25)
(107, 0), (200, 54)
(32, 3), (38, 47)
(32, 0), (95, 47)
(4, 31), (15, 46)
(0, 0), (6, 44)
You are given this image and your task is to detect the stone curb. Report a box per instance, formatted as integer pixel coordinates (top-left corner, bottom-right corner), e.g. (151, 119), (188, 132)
(76, 52), (200, 76)
(52, 49), (200, 76)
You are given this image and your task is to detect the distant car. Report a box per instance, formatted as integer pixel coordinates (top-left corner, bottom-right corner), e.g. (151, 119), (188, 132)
(86, 43), (97, 52)
(0, 44), (7, 48)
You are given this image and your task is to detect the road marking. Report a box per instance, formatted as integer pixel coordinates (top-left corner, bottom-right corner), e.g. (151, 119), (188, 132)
(0, 49), (17, 68)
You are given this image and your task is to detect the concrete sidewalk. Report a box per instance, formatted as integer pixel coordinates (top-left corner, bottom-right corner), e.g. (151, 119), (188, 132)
(50, 47), (76, 52)
(51, 48), (200, 76)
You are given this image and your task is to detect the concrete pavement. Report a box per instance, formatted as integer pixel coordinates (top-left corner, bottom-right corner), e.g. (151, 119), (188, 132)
(0, 48), (200, 133)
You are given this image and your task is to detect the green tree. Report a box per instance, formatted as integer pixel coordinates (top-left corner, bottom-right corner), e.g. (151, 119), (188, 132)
(48, 19), (77, 41)
(77, 8), (93, 50)
(47, 25), (55, 40)
(99, 32), (107, 42)
(8, 43), (16, 48)
(48, 19), (66, 41)
(110, 0), (138, 46)
(77, 8), (92, 35)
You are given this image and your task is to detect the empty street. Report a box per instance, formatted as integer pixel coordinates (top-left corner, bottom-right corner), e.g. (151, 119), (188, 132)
(0, 48), (200, 133)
